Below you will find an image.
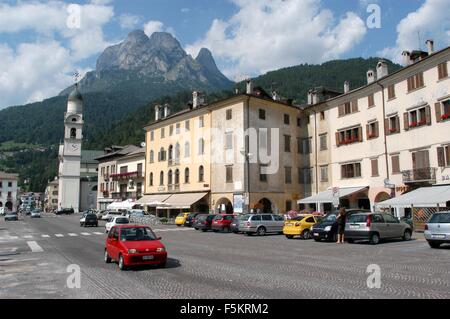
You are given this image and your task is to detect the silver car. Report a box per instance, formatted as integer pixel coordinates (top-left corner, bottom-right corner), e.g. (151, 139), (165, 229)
(424, 211), (450, 248)
(345, 213), (412, 245)
(238, 214), (285, 236)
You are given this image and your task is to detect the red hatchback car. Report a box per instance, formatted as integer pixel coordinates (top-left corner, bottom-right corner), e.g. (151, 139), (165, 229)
(104, 224), (167, 270)
(211, 214), (236, 232)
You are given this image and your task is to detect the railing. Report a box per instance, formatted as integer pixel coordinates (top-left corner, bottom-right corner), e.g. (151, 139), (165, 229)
(168, 158), (180, 166)
(402, 167), (437, 183)
(112, 192), (135, 200)
(110, 171), (144, 181)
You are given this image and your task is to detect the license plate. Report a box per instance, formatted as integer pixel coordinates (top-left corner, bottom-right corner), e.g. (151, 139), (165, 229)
(143, 255), (154, 260)
(349, 225), (359, 229)
(314, 233), (319, 237)
(431, 234), (446, 239)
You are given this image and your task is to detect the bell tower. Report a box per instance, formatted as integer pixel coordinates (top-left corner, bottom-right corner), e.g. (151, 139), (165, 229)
(58, 83), (83, 212)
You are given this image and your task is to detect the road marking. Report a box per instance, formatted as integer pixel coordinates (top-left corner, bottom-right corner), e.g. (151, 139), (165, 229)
(55, 234), (64, 237)
(93, 232), (103, 235)
(81, 232), (91, 236)
(68, 233), (78, 237)
(23, 235), (33, 239)
(41, 234), (50, 238)
(27, 241), (44, 253)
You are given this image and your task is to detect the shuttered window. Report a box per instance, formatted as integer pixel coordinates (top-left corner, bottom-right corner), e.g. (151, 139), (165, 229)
(366, 121), (379, 139)
(387, 84), (396, 99)
(405, 106), (431, 129)
(336, 127), (363, 146)
(391, 155), (400, 174)
(341, 163), (361, 179)
(371, 158), (379, 177)
(438, 62), (448, 80)
(368, 93), (375, 108)
(437, 145), (450, 167)
(407, 72), (425, 92)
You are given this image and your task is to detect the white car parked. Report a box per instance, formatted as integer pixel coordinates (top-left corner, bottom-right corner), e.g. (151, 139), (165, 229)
(102, 211), (122, 221)
(105, 216), (129, 233)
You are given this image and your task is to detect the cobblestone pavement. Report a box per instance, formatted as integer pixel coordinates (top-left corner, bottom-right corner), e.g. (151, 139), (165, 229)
(0, 214), (449, 299)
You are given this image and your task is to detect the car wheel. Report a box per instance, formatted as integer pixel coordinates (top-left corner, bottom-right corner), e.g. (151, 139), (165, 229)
(177, 224), (181, 227)
(80, 223), (83, 227)
(194, 227), (199, 230)
(159, 262), (167, 268)
(402, 230), (412, 241)
(313, 238), (321, 242)
(369, 233), (380, 245)
(302, 229), (311, 240)
(347, 239), (354, 244)
(428, 241), (441, 249)
(104, 250), (112, 263)
(202, 229), (207, 232)
(256, 227), (266, 236)
(285, 235), (294, 239)
(118, 255), (126, 270)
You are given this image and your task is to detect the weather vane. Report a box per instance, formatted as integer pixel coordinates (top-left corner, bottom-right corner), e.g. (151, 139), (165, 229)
(72, 70), (80, 85)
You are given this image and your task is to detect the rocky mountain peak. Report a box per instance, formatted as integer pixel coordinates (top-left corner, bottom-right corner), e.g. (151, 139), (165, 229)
(124, 29), (149, 45)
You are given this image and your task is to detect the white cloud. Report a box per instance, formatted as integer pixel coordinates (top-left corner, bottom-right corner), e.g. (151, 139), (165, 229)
(0, 0), (115, 108)
(119, 13), (141, 29)
(185, 0), (367, 79)
(143, 20), (176, 37)
(0, 41), (73, 107)
(379, 0), (450, 64)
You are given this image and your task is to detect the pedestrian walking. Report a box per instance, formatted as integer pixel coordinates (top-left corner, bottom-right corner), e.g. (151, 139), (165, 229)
(336, 207), (346, 244)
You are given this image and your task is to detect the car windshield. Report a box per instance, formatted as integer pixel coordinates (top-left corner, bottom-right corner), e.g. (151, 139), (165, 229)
(197, 215), (207, 221)
(213, 215), (224, 220)
(323, 214), (337, 222)
(291, 215), (308, 221)
(348, 214), (369, 223)
(238, 214), (250, 221)
(429, 213), (450, 224)
(120, 227), (157, 241)
(115, 218), (129, 224)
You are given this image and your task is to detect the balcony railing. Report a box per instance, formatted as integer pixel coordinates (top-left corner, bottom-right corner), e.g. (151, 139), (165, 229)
(168, 158), (180, 166)
(402, 167), (437, 184)
(110, 171), (144, 181)
(111, 192), (135, 200)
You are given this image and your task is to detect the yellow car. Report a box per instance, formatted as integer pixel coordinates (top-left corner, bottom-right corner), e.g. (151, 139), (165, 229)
(283, 214), (322, 239)
(175, 212), (190, 226)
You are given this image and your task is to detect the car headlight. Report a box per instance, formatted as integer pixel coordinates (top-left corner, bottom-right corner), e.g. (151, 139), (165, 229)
(128, 249), (137, 254)
(324, 226), (332, 232)
(156, 247), (165, 252)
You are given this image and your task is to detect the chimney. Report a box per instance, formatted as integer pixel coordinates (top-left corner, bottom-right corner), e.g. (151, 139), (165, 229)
(426, 39), (434, 55)
(193, 91), (201, 108)
(312, 92), (318, 104)
(245, 79), (253, 94)
(154, 105), (161, 121)
(163, 103), (170, 118)
(272, 91), (279, 101)
(307, 90), (313, 105)
(344, 81), (350, 94)
(401, 51), (411, 66)
(366, 70), (375, 84)
(376, 59), (388, 79)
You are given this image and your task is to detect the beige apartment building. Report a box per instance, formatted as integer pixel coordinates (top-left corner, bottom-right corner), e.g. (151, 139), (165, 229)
(45, 178), (59, 211)
(96, 145), (143, 210)
(141, 87), (310, 216)
(300, 41), (450, 217)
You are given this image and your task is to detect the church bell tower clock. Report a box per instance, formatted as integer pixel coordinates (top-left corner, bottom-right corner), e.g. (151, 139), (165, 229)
(57, 82), (83, 213)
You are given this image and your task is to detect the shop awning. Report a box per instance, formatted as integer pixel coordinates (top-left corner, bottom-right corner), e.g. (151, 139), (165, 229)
(375, 185), (450, 208)
(136, 194), (171, 206)
(107, 199), (136, 210)
(297, 186), (368, 204)
(161, 192), (208, 209)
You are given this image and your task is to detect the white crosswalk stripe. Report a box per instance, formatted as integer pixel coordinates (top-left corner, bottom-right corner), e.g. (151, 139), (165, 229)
(55, 234), (64, 237)
(80, 232), (91, 236)
(27, 241), (44, 253)
(41, 235), (50, 238)
(68, 233), (78, 237)
(23, 235), (33, 239)
(93, 232), (103, 235)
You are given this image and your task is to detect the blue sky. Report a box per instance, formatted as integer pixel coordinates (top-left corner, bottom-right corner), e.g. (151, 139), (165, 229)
(0, 0), (449, 109)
